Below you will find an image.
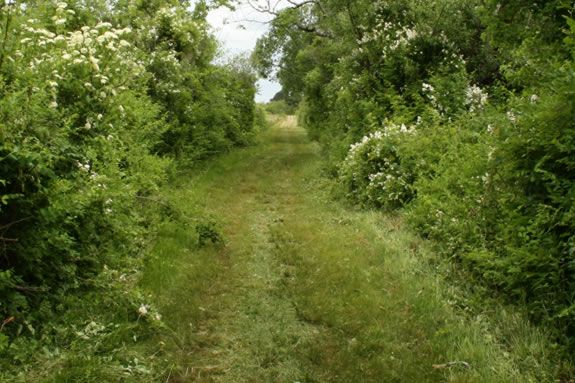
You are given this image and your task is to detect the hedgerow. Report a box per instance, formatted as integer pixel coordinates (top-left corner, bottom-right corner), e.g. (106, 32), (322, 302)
(254, 0), (575, 352)
(0, 0), (259, 375)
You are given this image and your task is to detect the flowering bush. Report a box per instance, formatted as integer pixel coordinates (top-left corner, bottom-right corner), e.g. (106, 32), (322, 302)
(339, 125), (415, 209)
(0, 0), (259, 342)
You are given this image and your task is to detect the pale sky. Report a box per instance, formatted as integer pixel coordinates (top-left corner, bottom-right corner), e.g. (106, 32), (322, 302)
(206, 2), (282, 103)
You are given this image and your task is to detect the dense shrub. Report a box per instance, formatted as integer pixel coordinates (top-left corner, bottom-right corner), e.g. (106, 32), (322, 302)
(339, 126), (415, 209)
(0, 0), (259, 345)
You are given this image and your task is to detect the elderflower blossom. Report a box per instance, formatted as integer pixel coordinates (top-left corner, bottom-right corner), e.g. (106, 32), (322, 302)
(465, 84), (488, 112)
(77, 161), (90, 172)
(422, 83), (434, 92)
(138, 304), (148, 316)
(88, 55), (100, 71)
(95, 22), (113, 30)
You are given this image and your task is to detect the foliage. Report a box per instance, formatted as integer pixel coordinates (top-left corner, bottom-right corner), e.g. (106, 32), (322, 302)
(253, 0), (575, 353)
(0, 0), (258, 379)
(263, 100), (296, 115)
(339, 126), (415, 209)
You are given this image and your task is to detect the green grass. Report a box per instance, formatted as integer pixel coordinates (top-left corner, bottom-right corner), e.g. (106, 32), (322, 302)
(4, 115), (570, 382)
(142, 116), (571, 382)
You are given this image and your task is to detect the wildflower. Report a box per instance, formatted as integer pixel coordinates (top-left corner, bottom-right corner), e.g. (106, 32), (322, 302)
(103, 31), (118, 40)
(138, 305), (148, 316)
(530, 94), (539, 104)
(49, 101), (58, 109)
(466, 84), (488, 111)
(404, 28), (417, 40)
(77, 162), (90, 172)
(95, 22), (113, 30)
(118, 27), (132, 35)
(422, 83), (434, 92)
(62, 53), (71, 60)
(69, 32), (83, 46)
(38, 29), (56, 38)
(89, 56), (100, 71)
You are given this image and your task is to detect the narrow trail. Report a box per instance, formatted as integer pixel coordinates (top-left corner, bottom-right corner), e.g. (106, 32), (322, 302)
(186, 116), (319, 381)
(150, 116), (549, 383)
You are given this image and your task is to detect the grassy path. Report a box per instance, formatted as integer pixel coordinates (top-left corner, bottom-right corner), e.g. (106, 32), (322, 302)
(143, 116), (560, 382)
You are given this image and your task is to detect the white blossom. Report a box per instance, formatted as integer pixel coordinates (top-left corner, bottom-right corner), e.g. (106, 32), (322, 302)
(138, 305), (148, 316)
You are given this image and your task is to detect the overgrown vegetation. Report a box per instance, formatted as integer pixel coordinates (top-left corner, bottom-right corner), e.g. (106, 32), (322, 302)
(0, 0), (261, 379)
(2, 0), (574, 379)
(137, 117), (573, 382)
(253, 0), (575, 356)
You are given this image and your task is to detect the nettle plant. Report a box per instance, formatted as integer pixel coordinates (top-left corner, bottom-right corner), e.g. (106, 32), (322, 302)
(339, 124), (416, 210)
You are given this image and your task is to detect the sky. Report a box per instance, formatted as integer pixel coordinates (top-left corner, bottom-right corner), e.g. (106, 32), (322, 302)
(206, 2), (282, 103)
